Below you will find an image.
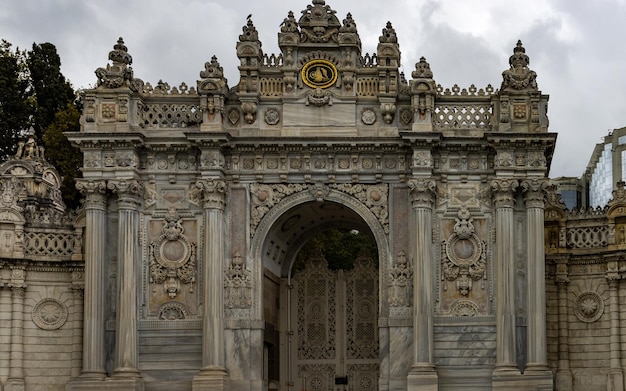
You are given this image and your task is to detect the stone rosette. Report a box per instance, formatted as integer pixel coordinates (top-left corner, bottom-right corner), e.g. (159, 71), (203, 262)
(32, 298), (68, 330)
(574, 291), (604, 323)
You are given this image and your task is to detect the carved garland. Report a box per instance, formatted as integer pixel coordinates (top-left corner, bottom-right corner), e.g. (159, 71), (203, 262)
(250, 183), (389, 237)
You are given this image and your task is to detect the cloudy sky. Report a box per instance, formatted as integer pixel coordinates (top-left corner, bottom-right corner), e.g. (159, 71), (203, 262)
(2, 0), (625, 179)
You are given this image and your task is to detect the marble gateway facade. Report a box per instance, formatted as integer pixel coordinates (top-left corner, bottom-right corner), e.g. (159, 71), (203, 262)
(1, 1), (625, 390)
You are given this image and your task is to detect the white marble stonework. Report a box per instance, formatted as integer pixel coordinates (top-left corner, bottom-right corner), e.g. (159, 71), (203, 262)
(8, 1), (626, 391)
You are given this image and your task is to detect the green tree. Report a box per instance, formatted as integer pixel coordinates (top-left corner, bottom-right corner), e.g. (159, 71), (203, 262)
(27, 42), (75, 136)
(42, 104), (82, 209)
(0, 40), (31, 159)
(293, 228), (378, 273)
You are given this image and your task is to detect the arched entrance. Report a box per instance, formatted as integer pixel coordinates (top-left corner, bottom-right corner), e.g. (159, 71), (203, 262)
(250, 190), (389, 391)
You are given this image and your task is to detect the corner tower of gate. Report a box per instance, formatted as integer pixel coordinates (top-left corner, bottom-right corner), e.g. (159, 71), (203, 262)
(68, 1), (556, 391)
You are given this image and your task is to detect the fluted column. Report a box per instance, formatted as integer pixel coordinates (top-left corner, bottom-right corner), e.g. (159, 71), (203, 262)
(108, 179), (143, 377)
(491, 179), (518, 372)
(606, 260), (624, 390)
(75, 179), (108, 378)
(407, 178), (438, 390)
(6, 266), (26, 391)
(193, 179), (229, 390)
(521, 179), (550, 371)
(555, 258), (572, 390)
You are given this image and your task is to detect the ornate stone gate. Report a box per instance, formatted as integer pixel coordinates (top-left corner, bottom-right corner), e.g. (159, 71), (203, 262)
(60, 1), (556, 390)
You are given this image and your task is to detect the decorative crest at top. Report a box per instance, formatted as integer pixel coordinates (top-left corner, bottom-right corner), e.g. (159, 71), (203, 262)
(412, 57), (434, 79)
(95, 37), (135, 89)
(15, 127), (44, 161)
(339, 12), (357, 33)
(379, 21), (398, 44)
(281, 11), (299, 33)
(239, 19), (259, 42)
(501, 40), (538, 91)
(298, 0), (340, 43)
(197, 55), (229, 95)
(200, 56), (224, 79)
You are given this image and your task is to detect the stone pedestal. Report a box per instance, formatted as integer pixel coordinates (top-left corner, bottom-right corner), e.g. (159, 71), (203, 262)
(5, 378), (25, 391)
(407, 365), (438, 391)
(66, 377), (144, 391)
(192, 367), (229, 391)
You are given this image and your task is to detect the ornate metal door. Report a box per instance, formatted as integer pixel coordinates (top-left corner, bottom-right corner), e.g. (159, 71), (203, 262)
(290, 254), (379, 391)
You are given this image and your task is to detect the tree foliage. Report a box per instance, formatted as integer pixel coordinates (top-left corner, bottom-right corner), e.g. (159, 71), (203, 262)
(0, 40), (31, 157)
(43, 104), (82, 209)
(27, 43), (75, 136)
(293, 228), (378, 274)
(0, 39), (82, 209)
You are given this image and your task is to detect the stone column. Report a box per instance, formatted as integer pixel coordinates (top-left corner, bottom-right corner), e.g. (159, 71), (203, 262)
(406, 178), (438, 390)
(193, 179), (229, 390)
(521, 179), (552, 387)
(491, 179), (519, 377)
(75, 180), (108, 378)
(6, 266), (26, 391)
(606, 260), (624, 390)
(108, 179), (143, 382)
(555, 258), (572, 390)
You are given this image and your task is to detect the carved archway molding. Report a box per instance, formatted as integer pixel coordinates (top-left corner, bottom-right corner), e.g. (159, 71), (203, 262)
(249, 185), (391, 319)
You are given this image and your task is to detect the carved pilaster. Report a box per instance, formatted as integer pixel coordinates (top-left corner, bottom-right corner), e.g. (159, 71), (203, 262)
(555, 258), (572, 390)
(7, 266), (26, 389)
(75, 179), (108, 378)
(70, 270), (85, 379)
(606, 259), (624, 390)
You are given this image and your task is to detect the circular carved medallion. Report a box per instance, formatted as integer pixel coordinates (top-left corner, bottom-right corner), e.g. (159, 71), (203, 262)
(32, 298), (68, 330)
(361, 108), (377, 125)
(574, 291), (604, 323)
(301, 59), (338, 89)
(264, 108), (280, 125)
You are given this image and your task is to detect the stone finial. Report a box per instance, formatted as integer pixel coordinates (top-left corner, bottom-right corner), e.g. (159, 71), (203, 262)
(109, 37), (132, 66)
(239, 19), (259, 42)
(340, 12), (357, 33)
(95, 37), (135, 89)
(200, 56), (224, 79)
(500, 40), (538, 91)
(379, 21), (397, 43)
(281, 11), (299, 33)
(412, 57), (434, 79)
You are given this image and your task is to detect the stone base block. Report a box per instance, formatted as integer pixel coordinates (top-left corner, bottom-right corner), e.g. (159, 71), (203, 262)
(66, 376), (144, 391)
(407, 365), (438, 391)
(5, 379), (25, 391)
(555, 369), (572, 391)
(492, 367), (553, 391)
(192, 367), (229, 391)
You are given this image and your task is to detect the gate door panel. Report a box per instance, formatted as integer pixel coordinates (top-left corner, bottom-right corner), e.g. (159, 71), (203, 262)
(291, 255), (379, 391)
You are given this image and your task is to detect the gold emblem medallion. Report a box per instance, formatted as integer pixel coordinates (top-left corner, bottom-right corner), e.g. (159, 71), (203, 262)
(302, 59), (337, 89)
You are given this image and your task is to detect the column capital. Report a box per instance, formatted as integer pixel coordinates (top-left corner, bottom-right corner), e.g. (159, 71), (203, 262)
(108, 179), (143, 208)
(491, 178), (518, 208)
(606, 259), (621, 289)
(76, 179), (107, 207)
(521, 178), (549, 209)
(194, 179), (227, 210)
(408, 178), (436, 208)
